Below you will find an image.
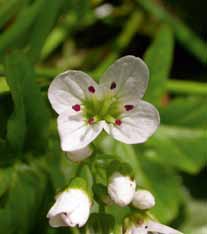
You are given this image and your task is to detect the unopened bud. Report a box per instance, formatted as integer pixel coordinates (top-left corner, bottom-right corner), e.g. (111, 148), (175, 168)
(108, 172), (136, 207)
(132, 189), (155, 210)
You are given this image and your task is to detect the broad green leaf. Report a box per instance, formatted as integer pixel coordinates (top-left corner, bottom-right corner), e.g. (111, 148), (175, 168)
(5, 51), (49, 152)
(145, 126), (207, 174)
(160, 97), (207, 128)
(0, 210), (13, 233)
(28, 0), (64, 62)
(5, 162), (47, 234)
(144, 24), (174, 105)
(139, 157), (182, 223)
(181, 196), (207, 233)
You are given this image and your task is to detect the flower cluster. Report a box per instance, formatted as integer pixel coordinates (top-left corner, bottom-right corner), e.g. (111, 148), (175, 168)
(47, 56), (183, 234)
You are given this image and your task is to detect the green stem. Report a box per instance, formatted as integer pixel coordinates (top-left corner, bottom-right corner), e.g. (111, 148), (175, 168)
(167, 80), (207, 96)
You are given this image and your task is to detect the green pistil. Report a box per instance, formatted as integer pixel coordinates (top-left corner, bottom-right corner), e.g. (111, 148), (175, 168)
(83, 95), (121, 124)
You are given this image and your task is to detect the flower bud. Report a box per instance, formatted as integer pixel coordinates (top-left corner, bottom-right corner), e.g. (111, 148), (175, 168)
(132, 189), (155, 210)
(47, 178), (92, 228)
(66, 146), (93, 162)
(108, 172), (136, 207)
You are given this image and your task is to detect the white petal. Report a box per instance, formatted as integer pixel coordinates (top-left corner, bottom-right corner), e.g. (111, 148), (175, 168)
(47, 191), (77, 218)
(108, 172), (136, 207)
(66, 145), (93, 162)
(147, 221), (183, 234)
(58, 111), (104, 151)
(67, 202), (90, 227)
(48, 70), (99, 114)
(49, 215), (68, 227)
(132, 189), (155, 210)
(100, 56), (149, 102)
(47, 189), (91, 228)
(131, 226), (148, 234)
(104, 100), (160, 144)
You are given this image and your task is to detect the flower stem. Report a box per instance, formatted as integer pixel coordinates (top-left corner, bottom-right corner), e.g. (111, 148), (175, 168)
(167, 80), (207, 96)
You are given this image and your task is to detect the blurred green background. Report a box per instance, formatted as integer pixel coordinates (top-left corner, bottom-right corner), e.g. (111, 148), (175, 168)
(0, 0), (207, 233)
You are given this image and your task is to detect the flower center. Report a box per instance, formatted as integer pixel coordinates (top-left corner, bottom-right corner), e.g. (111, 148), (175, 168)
(82, 95), (121, 124)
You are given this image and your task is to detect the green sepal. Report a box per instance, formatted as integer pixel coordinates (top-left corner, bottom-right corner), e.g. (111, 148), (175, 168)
(68, 177), (93, 202)
(107, 160), (135, 179)
(123, 212), (149, 230)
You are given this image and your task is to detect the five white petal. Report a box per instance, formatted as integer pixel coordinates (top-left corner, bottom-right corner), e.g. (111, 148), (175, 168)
(48, 55), (160, 152)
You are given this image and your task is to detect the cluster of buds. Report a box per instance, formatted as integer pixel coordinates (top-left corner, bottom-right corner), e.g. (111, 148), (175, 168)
(46, 56), (183, 234)
(106, 160), (155, 210)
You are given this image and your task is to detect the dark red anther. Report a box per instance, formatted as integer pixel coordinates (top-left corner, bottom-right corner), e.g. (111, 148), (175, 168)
(110, 82), (116, 90)
(88, 86), (96, 93)
(88, 117), (95, 125)
(72, 104), (81, 112)
(124, 105), (134, 111)
(115, 119), (122, 126)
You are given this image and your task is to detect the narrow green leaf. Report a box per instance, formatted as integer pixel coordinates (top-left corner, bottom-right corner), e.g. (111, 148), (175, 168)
(0, 0), (21, 28)
(144, 24), (174, 104)
(5, 51), (50, 152)
(0, 0), (44, 56)
(5, 54), (26, 151)
(137, 0), (207, 63)
(28, 0), (64, 62)
(0, 167), (12, 197)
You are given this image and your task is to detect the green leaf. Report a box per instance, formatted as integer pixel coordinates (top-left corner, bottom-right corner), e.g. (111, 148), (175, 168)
(139, 157), (182, 223)
(144, 24), (174, 105)
(182, 196), (207, 233)
(0, 0), (21, 28)
(137, 0), (207, 63)
(4, 162), (47, 234)
(5, 54), (26, 151)
(145, 126), (207, 174)
(28, 0), (64, 62)
(0, 210), (13, 233)
(5, 51), (50, 152)
(0, 167), (12, 197)
(160, 97), (207, 128)
(0, 0), (44, 56)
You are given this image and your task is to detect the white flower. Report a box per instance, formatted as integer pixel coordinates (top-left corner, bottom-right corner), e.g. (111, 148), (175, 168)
(47, 188), (91, 228)
(125, 220), (183, 234)
(48, 56), (160, 152)
(132, 189), (155, 210)
(95, 3), (113, 18)
(66, 146), (93, 162)
(107, 172), (136, 207)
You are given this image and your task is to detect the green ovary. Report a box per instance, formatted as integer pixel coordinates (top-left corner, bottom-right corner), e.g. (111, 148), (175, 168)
(82, 96), (121, 123)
